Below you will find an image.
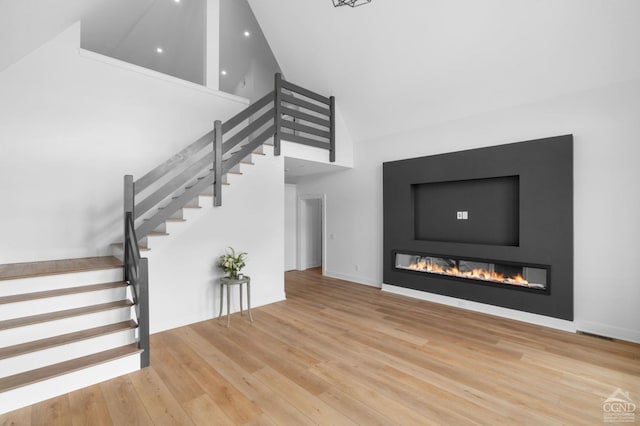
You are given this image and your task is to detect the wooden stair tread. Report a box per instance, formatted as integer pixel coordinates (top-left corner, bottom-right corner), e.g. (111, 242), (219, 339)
(0, 300), (133, 331)
(0, 281), (128, 305)
(227, 171), (243, 175)
(0, 320), (137, 360)
(0, 257), (122, 282)
(240, 161), (254, 165)
(252, 151), (266, 156)
(164, 218), (187, 222)
(0, 343), (142, 393)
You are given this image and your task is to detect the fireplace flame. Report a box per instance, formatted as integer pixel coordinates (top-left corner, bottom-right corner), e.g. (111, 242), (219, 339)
(406, 262), (532, 287)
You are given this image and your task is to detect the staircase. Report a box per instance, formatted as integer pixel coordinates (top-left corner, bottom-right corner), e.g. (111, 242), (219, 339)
(0, 73), (334, 414)
(0, 257), (141, 413)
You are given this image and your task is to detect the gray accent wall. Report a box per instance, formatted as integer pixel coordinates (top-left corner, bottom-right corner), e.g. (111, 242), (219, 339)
(383, 135), (574, 320)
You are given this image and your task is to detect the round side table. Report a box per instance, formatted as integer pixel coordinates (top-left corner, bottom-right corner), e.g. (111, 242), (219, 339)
(218, 276), (253, 328)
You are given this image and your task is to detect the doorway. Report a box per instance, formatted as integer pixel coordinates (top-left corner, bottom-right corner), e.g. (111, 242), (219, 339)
(297, 194), (326, 275)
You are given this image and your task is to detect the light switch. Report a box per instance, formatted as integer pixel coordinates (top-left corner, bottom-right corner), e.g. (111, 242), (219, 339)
(462, 211), (468, 220)
(456, 211), (463, 219)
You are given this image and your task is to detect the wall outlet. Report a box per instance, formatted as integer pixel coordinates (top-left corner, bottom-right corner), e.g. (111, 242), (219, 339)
(457, 211), (469, 220)
(456, 211), (463, 219)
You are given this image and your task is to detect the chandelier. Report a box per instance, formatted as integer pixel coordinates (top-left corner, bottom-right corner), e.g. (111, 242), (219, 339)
(333, 0), (371, 7)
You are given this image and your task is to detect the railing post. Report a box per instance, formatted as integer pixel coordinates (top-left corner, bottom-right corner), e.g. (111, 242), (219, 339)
(124, 175), (134, 281)
(273, 73), (282, 156)
(329, 95), (336, 163)
(213, 120), (222, 207)
(138, 257), (150, 368)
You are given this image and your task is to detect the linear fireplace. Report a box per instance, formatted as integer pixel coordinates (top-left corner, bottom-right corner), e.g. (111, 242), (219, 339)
(382, 135), (573, 320)
(394, 252), (549, 293)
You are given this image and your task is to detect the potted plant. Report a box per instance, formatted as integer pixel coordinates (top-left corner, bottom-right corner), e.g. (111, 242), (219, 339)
(219, 247), (247, 279)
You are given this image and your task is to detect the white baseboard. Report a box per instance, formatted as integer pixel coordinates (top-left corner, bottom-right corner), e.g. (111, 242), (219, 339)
(150, 292), (287, 335)
(324, 270), (381, 288)
(576, 320), (640, 343)
(381, 283), (576, 333)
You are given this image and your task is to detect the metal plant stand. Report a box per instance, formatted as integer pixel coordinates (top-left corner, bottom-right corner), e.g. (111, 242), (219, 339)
(219, 276), (253, 328)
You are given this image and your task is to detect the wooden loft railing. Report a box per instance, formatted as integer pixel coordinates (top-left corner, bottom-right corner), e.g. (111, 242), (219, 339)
(122, 73), (335, 367)
(274, 73), (336, 162)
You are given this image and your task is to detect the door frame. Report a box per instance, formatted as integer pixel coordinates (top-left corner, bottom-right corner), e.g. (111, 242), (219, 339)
(297, 193), (327, 276)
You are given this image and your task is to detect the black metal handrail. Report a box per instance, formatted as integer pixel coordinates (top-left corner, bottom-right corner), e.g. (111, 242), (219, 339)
(123, 211), (149, 368)
(121, 74), (335, 369)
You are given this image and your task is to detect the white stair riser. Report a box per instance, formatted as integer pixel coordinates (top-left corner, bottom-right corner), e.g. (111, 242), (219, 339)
(111, 248), (124, 262)
(137, 206), (184, 229)
(199, 185), (214, 196)
(185, 196), (201, 208)
(0, 328), (136, 378)
(0, 268), (122, 297)
(152, 222), (166, 234)
(0, 353), (141, 415)
(0, 287), (128, 321)
(224, 172), (243, 185)
(0, 307), (133, 347)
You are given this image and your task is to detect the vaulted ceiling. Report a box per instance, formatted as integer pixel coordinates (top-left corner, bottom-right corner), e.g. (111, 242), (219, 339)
(248, 0), (640, 142)
(3, 0), (639, 146)
(0, 0), (205, 84)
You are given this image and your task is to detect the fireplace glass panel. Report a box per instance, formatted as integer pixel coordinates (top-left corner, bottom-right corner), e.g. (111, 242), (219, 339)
(395, 252), (547, 291)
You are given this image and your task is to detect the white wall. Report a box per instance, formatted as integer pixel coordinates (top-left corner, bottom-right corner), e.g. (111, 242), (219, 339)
(144, 150), (285, 333)
(297, 79), (640, 343)
(0, 22), (248, 263)
(1, 21), (287, 334)
(284, 184), (297, 271)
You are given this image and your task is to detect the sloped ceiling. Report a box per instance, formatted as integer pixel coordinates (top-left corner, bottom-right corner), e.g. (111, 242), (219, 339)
(0, 0), (204, 83)
(248, 0), (640, 142)
(0, 0), (86, 71)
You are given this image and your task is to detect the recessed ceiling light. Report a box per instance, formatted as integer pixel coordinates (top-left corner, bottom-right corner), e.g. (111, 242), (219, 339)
(243, 30), (251, 37)
(221, 70), (227, 76)
(174, 0), (180, 3)
(156, 47), (163, 54)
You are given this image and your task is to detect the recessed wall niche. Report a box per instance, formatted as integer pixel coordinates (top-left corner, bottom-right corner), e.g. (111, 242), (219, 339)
(383, 135), (573, 320)
(413, 175), (520, 246)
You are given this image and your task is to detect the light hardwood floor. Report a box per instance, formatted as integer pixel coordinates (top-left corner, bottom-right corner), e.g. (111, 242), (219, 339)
(2, 268), (639, 425)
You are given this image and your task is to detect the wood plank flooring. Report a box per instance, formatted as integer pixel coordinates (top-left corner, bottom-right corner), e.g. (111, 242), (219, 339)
(2, 268), (639, 424)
